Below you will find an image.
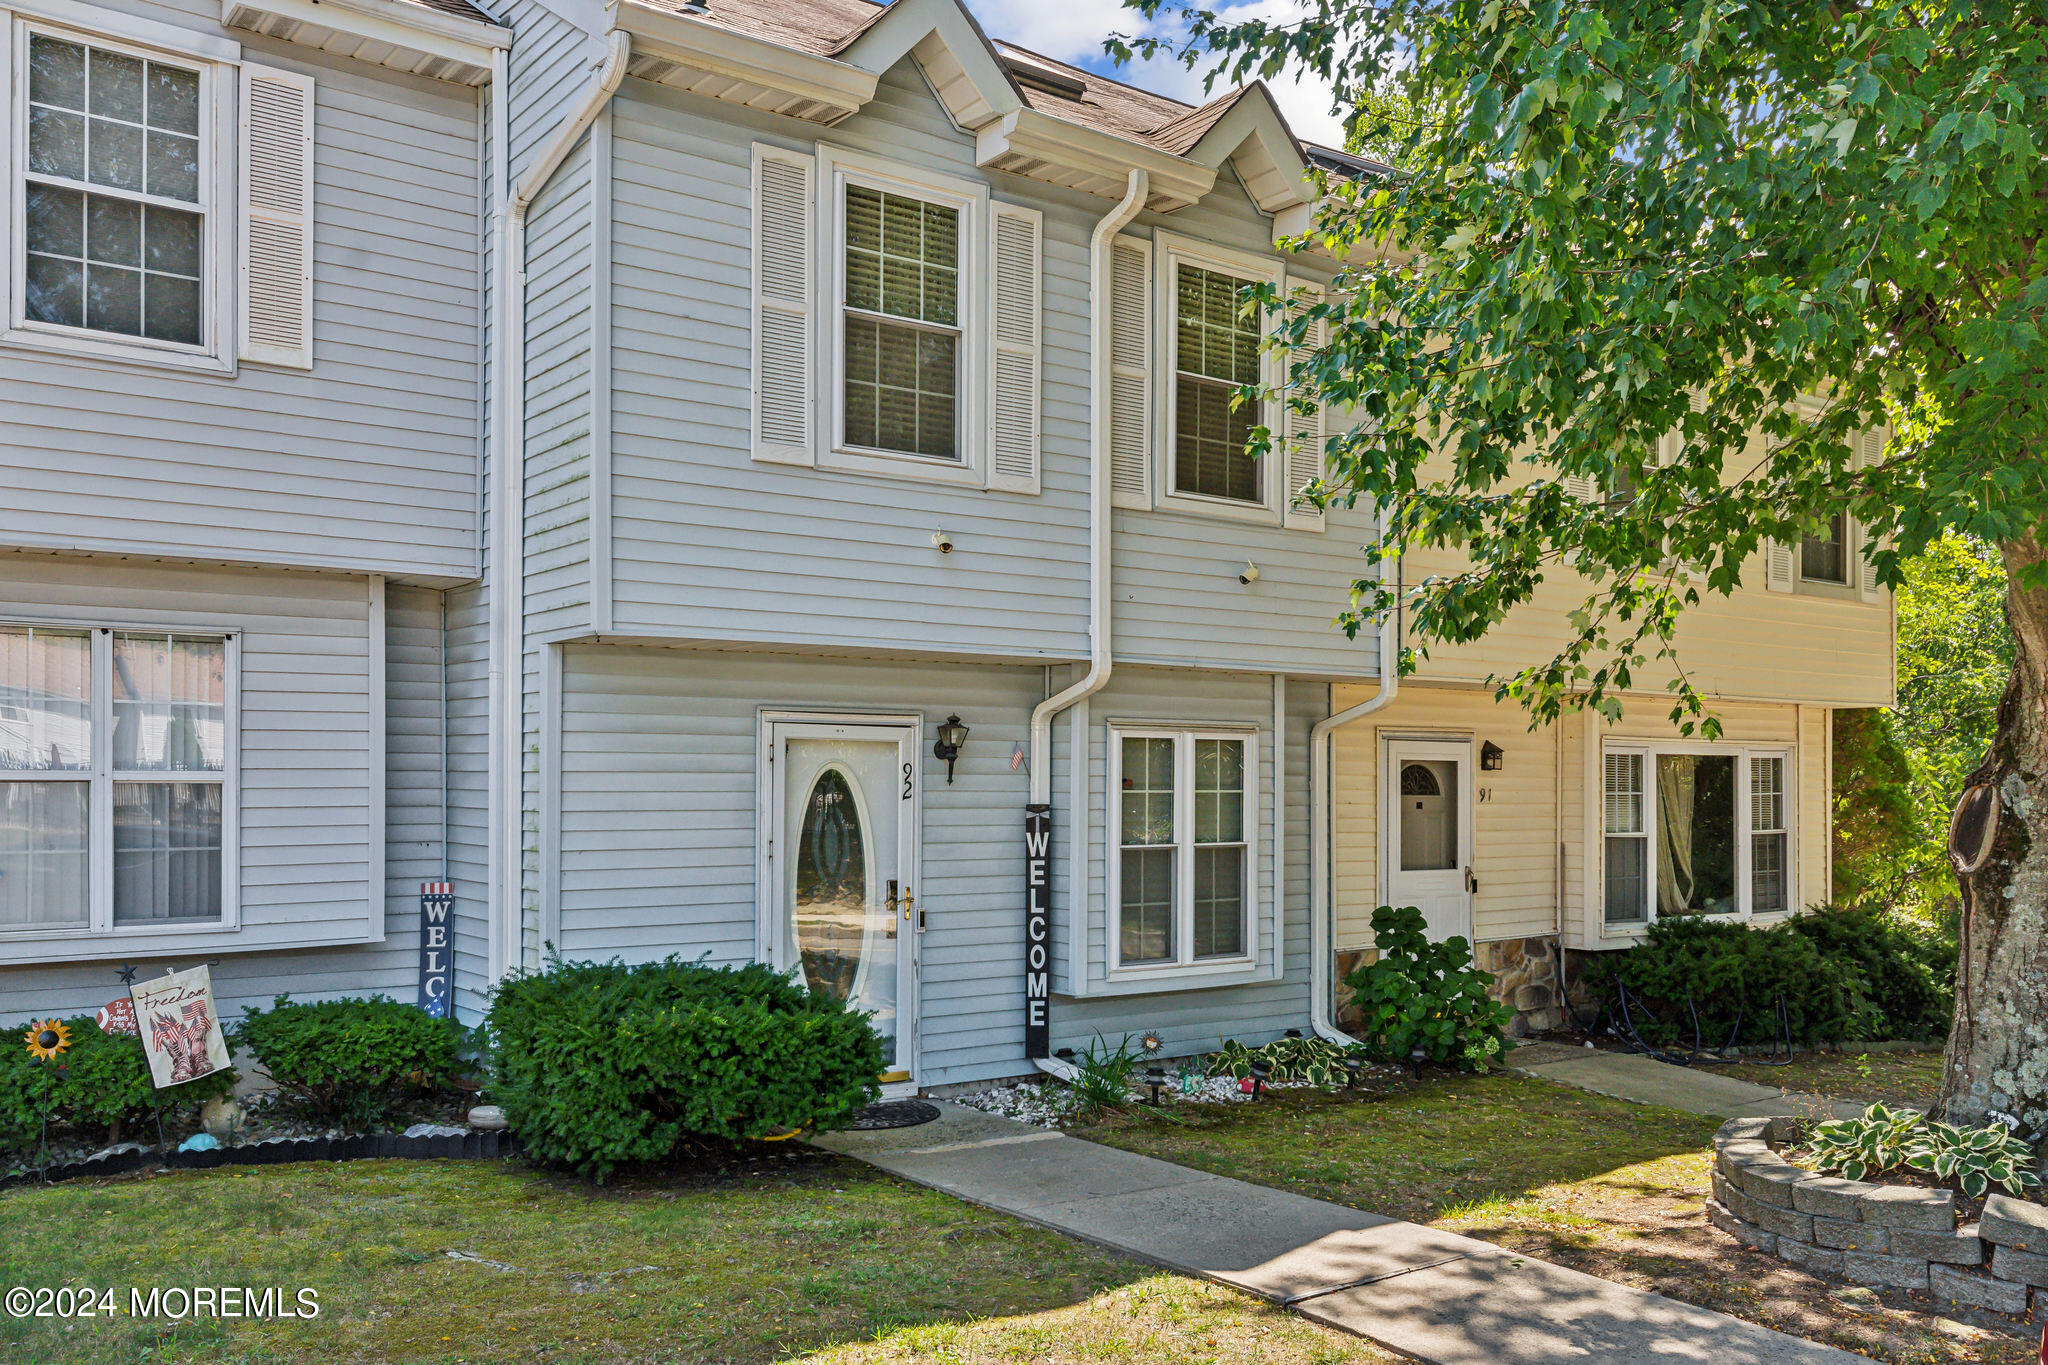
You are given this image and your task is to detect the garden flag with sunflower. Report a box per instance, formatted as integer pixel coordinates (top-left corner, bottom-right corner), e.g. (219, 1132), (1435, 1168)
(129, 966), (231, 1088)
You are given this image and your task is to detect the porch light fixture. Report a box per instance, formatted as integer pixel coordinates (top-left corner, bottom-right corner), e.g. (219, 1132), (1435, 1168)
(1480, 741), (1505, 771)
(934, 715), (970, 784)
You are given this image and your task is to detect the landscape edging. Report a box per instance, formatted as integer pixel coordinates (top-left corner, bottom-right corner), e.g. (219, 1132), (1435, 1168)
(1707, 1115), (2047, 1320)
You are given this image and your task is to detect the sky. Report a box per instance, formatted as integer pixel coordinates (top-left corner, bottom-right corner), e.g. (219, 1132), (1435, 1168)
(960, 0), (1351, 149)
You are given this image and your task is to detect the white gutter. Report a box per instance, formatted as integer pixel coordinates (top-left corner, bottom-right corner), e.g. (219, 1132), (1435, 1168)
(1307, 556), (1403, 1046)
(1028, 167), (1147, 1083)
(488, 31), (631, 983)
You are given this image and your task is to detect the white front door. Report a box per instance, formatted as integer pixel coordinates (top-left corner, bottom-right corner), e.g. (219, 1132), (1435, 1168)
(766, 717), (919, 1089)
(1383, 737), (1473, 944)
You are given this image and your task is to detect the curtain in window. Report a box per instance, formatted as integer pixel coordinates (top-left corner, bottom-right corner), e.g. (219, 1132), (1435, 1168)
(1656, 757), (1696, 914)
(0, 781), (89, 928)
(112, 781), (220, 924)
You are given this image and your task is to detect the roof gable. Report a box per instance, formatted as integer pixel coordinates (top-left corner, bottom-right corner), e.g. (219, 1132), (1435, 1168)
(830, 0), (1023, 130)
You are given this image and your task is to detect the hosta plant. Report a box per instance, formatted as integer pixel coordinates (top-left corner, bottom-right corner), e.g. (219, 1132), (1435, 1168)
(1206, 1035), (1362, 1088)
(1907, 1121), (2044, 1200)
(1803, 1103), (1927, 1182)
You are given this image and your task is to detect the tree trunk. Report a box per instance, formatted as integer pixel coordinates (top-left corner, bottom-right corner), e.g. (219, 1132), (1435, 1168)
(1937, 538), (2048, 1128)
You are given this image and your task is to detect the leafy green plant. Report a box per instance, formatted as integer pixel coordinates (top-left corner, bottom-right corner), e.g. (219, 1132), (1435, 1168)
(1803, 1103), (1926, 1182)
(1205, 1035), (1361, 1087)
(487, 957), (882, 1181)
(1907, 1121), (2044, 1200)
(1343, 906), (1512, 1071)
(235, 995), (466, 1130)
(1, 1016), (236, 1158)
(1069, 1034), (1140, 1115)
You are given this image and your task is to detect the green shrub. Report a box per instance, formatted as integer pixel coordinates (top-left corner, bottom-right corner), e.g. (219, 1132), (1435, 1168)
(1070, 1034), (1141, 1115)
(1343, 906), (1513, 1070)
(1, 1016), (236, 1158)
(234, 995), (466, 1129)
(1581, 905), (1956, 1047)
(485, 957), (883, 1181)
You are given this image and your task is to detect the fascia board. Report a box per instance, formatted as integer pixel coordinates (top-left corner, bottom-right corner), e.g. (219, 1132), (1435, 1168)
(610, 0), (877, 115)
(222, 0), (508, 69)
(977, 106), (1213, 207)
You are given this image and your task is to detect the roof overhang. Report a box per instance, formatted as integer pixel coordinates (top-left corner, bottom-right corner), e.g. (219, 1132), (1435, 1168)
(222, 0), (506, 86)
(1178, 83), (1313, 214)
(977, 106), (1213, 211)
(610, 0), (877, 124)
(831, 0), (1023, 132)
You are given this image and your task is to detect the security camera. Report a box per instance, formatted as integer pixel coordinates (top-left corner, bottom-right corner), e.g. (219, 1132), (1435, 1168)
(1238, 561), (1260, 586)
(932, 530), (954, 554)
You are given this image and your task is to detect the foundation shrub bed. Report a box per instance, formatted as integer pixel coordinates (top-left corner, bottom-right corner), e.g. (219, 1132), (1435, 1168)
(1344, 906), (1512, 1070)
(485, 957), (883, 1181)
(234, 995), (468, 1129)
(1581, 906), (1954, 1047)
(1, 1016), (236, 1158)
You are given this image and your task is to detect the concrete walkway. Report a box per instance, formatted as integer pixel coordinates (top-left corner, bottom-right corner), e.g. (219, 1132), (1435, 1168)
(814, 1102), (1868, 1363)
(1509, 1042), (1867, 1120)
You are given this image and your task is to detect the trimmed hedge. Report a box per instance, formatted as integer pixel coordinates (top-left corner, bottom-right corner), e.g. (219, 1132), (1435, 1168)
(485, 957), (883, 1181)
(1581, 905), (1955, 1046)
(234, 995), (468, 1129)
(1, 1016), (236, 1158)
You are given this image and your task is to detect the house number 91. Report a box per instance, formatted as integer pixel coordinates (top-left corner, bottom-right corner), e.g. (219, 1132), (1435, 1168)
(1477, 787), (1493, 803)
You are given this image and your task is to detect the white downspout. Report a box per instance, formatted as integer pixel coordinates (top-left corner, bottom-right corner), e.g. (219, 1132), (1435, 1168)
(488, 31), (630, 983)
(1307, 557), (1404, 1045)
(1028, 168), (1147, 1082)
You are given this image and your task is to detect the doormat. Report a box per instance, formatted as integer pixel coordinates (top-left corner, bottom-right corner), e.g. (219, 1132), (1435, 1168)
(848, 1100), (940, 1130)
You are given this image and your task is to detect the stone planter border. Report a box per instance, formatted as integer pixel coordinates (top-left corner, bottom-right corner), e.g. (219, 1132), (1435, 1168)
(1709, 1115), (2048, 1319)
(1, 1129), (518, 1191)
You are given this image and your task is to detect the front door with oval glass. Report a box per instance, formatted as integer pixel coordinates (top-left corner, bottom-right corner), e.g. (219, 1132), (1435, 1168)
(1382, 738), (1474, 944)
(766, 718), (919, 1088)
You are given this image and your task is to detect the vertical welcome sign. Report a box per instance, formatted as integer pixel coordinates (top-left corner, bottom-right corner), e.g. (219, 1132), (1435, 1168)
(418, 882), (454, 1019)
(1023, 805), (1051, 1059)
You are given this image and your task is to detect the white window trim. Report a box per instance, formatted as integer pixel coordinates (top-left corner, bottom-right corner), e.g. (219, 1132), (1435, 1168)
(0, 619), (241, 942)
(2, 12), (237, 373)
(1796, 523), (1860, 598)
(1152, 228), (1284, 525)
(817, 144), (987, 487)
(1599, 740), (1793, 936)
(1105, 721), (1260, 982)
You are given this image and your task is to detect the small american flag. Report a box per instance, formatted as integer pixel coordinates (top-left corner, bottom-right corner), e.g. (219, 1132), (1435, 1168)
(1011, 745), (1027, 773)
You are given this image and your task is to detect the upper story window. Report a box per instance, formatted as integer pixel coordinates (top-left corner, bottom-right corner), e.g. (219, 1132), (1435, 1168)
(5, 15), (315, 373)
(1, 622), (237, 938)
(24, 31), (206, 348)
(1111, 726), (1255, 972)
(1173, 264), (1261, 504)
(1602, 744), (1789, 928)
(1801, 513), (1848, 584)
(842, 185), (960, 461)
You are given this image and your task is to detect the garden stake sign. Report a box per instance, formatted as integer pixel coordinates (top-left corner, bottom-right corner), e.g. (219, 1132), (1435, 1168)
(24, 1019), (71, 1176)
(130, 965), (231, 1089)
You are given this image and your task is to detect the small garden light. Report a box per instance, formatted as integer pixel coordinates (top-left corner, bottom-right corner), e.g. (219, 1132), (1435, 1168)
(933, 715), (970, 784)
(1247, 1061), (1270, 1102)
(1144, 1065), (1168, 1107)
(1342, 1055), (1365, 1091)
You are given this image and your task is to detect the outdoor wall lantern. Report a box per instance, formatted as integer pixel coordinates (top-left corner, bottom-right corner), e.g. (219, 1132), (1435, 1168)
(934, 715), (970, 784)
(1480, 741), (1505, 771)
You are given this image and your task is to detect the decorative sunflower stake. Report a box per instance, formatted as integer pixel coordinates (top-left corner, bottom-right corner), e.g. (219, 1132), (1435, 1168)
(25, 1019), (71, 1062)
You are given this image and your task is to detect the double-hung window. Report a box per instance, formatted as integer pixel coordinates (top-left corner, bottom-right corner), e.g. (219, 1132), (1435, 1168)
(1112, 727), (1255, 971)
(1173, 263), (1262, 504)
(843, 183), (960, 461)
(0, 623), (235, 936)
(1601, 744), (1789, 926)
(19, 26), (208, 351)
(1801, 513), (1848, 584)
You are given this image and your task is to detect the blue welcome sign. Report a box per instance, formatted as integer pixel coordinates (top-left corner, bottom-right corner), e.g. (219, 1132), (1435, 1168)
(418, 882), (454, 1019)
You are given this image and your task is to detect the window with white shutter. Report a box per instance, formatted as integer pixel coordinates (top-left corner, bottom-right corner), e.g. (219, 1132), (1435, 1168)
(238, 62), (313, 369)
(1853, 426), (1884, 602)
(1108, 234), (1151, 509)
(1281, 275), (1326, 532)
(987, 204), (1041, 494)
(751, 143), (815, 465)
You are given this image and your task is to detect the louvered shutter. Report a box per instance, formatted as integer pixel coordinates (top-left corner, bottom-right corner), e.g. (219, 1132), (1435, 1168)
(238, 64), (314, 369)
(1107, 235), (1152, 509)
(1281, 275), (1326, 532)
(1562, 473), (1596, 502)
(1853, 426), (1884, 602)
(987, 205), (1042, 493)
(1763, 539), (1796, 592)
(752, 144), (814, 465)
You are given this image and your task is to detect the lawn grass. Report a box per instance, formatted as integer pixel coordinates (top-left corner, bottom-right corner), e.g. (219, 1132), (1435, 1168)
(1719, 1049), (1946, 1111)
(0, 1154), (1392, 1365)
(1079, 1071), (2036, 1365)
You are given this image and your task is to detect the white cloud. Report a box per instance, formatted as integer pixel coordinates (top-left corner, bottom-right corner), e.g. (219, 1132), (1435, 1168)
(963, 0), (1350, 147)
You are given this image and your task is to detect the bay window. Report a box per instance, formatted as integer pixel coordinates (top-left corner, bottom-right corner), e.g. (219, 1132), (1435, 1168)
(1602, 744), (1790, 926)
(0, 623), (234, 936)
(1111, 726), (1255, 972)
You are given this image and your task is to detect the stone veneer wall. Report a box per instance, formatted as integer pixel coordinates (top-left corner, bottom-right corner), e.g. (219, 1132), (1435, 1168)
(1709, 1115), (2048, 1319)
(1334, 934), (1564, 1036)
